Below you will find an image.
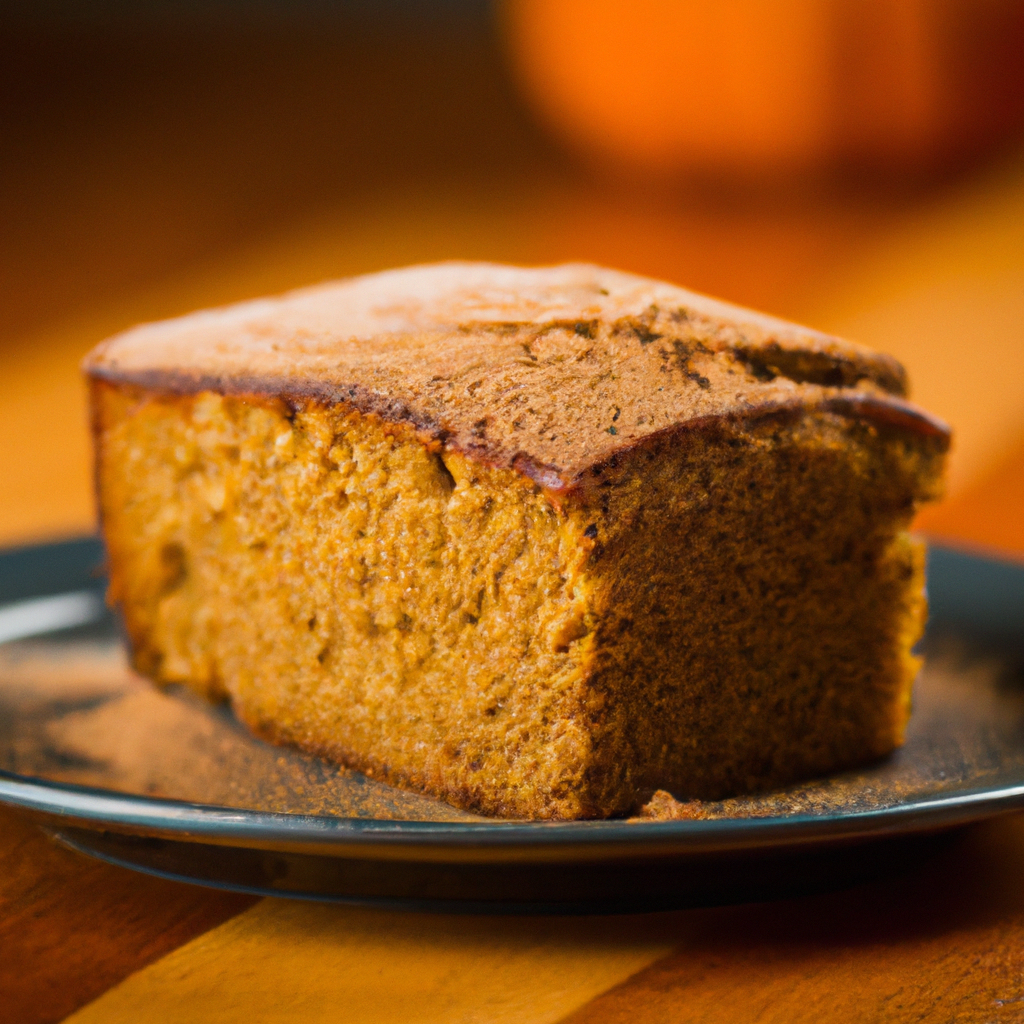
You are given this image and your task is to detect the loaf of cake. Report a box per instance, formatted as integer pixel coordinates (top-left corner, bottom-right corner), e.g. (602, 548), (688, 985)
(85, 262), (949, 819)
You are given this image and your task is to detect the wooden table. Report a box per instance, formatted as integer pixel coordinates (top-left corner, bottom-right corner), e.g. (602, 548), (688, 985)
(3, 13), (1024, 1022)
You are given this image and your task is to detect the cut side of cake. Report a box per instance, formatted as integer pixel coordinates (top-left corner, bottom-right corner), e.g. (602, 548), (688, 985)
(85, 262), (950, 819)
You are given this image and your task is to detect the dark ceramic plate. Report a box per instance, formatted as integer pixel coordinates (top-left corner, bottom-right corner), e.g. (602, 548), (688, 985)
(1, 537), (1023, 913)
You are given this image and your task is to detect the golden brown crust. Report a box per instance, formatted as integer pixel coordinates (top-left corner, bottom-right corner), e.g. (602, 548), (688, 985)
(83, 262), (948, 491)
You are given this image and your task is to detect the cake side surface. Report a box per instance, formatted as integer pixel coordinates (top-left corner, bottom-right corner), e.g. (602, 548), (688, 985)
(84, 262), (943, 491)
(575, 410), (943, 806)
(93, 380), (609, 818)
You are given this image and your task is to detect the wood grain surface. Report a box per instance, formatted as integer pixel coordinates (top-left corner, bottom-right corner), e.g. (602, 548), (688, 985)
(0, 809), (254, 1024)
(63, 900), (674, 1024)
(563, 818), (1024, 1024)
(60, 817), (1024, 1024)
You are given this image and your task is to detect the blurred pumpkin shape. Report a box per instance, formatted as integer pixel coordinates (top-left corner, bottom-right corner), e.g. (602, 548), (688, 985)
(501, 0), (1024, 179)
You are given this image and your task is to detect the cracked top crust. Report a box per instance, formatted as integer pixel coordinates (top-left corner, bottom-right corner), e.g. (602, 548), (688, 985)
(84, 261), (949, 490)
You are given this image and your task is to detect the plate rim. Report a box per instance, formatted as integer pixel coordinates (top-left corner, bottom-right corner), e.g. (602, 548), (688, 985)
(4, 768), (1024, 862)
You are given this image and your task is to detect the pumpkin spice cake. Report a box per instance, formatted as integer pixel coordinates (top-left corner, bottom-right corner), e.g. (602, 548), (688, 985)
(84, 262), (950, 820)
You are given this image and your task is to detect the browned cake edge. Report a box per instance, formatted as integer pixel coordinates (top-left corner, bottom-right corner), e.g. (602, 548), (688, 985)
(87, 364), (950, 495)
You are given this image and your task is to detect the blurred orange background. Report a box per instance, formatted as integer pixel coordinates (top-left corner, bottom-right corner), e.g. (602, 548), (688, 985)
(505, 0), (1024, 176)
(2, 0), (1023, 557)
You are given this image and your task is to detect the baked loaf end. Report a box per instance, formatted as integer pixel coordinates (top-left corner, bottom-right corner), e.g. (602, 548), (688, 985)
(86, 262), (950, 819)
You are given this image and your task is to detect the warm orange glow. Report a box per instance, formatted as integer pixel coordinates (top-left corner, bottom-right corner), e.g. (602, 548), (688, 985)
(504, 0), (835, 174)
(502, 0), (1024, 176)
